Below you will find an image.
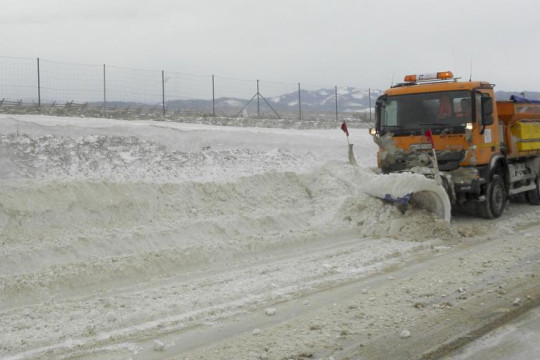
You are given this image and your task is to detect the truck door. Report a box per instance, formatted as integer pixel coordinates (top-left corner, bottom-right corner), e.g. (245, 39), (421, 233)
(474, 91), (498, 165)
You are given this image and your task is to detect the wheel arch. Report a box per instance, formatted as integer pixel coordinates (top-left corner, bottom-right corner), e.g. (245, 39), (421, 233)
(489, 154), (509, 189)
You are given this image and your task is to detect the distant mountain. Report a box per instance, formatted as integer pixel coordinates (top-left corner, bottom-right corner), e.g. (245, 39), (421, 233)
(165, 88), (540, 114)
(165, 87), (383, 116)
(267, 87), (383, 113)
(495, 91), (540, 101)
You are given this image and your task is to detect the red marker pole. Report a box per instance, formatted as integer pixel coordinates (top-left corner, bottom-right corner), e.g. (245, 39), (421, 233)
(341, 122), (357, 165)
(341, 121), (350, 144)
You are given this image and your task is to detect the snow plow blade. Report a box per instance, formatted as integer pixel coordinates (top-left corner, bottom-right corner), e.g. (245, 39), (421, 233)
(363, 170), (451, 222)
(410, 190), (450, 222)
(381, 189), (451, 222)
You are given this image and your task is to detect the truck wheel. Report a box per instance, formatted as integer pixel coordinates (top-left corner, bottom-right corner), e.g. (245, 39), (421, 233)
(478, 175), (506, 219)
(526, 177), (540, 205)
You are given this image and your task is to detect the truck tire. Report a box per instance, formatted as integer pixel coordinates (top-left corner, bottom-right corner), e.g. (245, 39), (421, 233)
(526, 177), (540, 205)
(478, 175), (506, 219)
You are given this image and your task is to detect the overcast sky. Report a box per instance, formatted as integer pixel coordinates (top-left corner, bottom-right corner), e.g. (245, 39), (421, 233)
(2, 0), (539, 91)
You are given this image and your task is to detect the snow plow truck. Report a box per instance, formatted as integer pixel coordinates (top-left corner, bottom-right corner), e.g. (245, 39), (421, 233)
(370, 71), (540, 219)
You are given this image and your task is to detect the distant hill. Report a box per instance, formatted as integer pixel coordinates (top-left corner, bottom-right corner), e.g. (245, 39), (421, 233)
(165, 89), (540, 114)
(495, 91), (540, 101)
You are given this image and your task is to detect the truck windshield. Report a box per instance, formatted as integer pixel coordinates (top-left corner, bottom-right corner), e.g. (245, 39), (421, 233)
(378, 90), (472, 135)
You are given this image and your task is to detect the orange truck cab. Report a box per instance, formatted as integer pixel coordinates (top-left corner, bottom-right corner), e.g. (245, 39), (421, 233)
(371, 71), (540, 218)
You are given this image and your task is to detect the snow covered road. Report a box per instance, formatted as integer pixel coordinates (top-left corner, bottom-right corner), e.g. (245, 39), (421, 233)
(445, 306), (540, 359)
(0, 115), (539, 360)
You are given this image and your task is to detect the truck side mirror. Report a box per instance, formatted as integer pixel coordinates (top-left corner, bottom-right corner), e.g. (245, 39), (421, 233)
(375, 96), (385, 133)
(481, 97), (494, 126)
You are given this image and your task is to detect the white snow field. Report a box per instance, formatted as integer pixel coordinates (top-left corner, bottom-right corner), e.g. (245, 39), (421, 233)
(0, 114), (539, 360)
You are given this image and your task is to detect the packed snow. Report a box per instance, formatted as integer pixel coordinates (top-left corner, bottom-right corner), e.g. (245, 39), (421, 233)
(0, 114), (538, 360)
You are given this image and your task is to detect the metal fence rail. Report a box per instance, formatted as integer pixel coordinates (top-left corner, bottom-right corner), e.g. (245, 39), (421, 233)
(0, 56), (377, 125)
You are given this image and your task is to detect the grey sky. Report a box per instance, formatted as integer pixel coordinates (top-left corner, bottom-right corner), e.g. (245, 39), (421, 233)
(2, 0), (539, 91)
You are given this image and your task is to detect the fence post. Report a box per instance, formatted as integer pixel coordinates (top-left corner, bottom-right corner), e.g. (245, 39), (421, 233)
(257, 79), (260, 118)
(162, 70), (165, 117)
(298, 82), (302, 120)
(368, 88), (372, 121)
(37, 57), (41, 107)
(103, 64), (107, 108)
(335, 85), (338, 121)
(212, 74), (216, 117)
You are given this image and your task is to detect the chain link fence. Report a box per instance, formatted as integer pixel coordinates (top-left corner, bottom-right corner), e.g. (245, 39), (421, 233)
(0, 56), (379, 128)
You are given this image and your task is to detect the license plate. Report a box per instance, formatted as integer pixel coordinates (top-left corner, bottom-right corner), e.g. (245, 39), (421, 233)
(410, 143), (432, 150)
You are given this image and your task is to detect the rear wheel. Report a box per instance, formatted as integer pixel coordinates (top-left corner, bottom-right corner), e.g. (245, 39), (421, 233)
(526, 176), (540, 205)
(478, 175), (506, 219)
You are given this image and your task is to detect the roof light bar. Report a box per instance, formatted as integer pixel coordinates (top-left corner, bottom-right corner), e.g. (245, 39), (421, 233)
(404, 71), (454, 82)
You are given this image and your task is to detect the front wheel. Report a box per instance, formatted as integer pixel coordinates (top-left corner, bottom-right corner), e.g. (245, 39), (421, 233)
(478, 175), (506, 219)
(526, 176), (540, 205)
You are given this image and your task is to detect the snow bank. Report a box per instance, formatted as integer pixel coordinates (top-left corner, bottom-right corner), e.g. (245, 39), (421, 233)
(0, 115), (464, 359)
(0, 133), (312, 183)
